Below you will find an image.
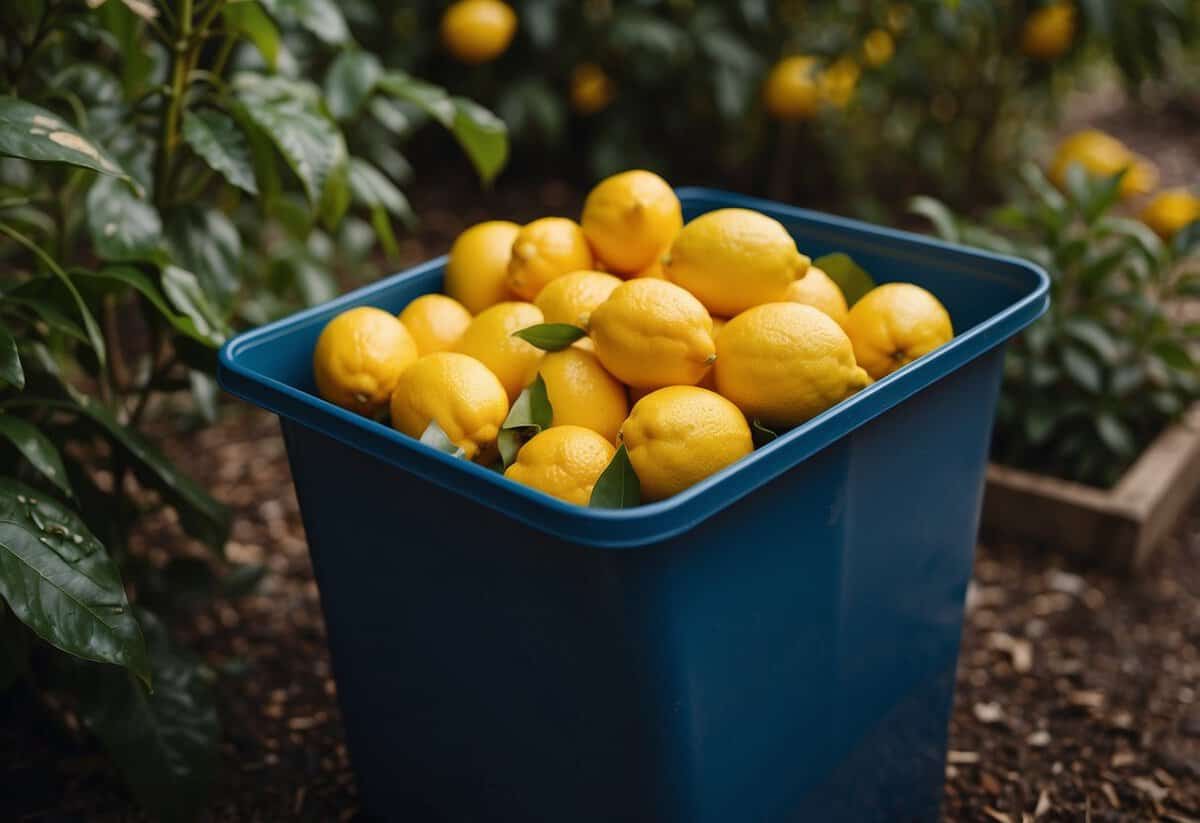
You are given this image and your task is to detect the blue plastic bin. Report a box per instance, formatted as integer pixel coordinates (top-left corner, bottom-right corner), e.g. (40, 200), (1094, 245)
(218, 189), (1048, 822)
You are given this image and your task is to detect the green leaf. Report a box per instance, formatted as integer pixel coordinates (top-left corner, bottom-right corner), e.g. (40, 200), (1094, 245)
(223, 1), (282, 70)
(378, 71), (456, 124)
(319, 151), (350, 230)
(419, 420), (466, 458)
(73, 611), (218, 819)
(1151, 339), (1194, 371)
(81, 266), (219, 347)
(1173, 220), (1200, 258)
(162, 266), (230, 347)
(497, 374), (553, 468)
(262, 0), (351, 45)
(909, 196), (960, 243)
(1095, 414), (1135, 457)
(0, 98), (134, 187)
(86, 175), (164, 263)
(1061, 346), (1103, 393)
(164, 207), (242, 314)
(324, 50), (381, 121)
(181, 110), (258, 195)
(751, 419), (779, 448)
(0, 479), (148, 683)
(236, 89), (345, 207)
(812, 253), (876, 306)
(0, 415), (71, 496)
(589, 444), (640, 509)
(448, 98), (509, 186)
(1063, 318), (1118, 364)
(1082, 171), (1125, 223)
(348, 158), (414, 226)
(512, 323), (587, 351)
(189, 371), (219, 424)
(0, 322), (23, 389)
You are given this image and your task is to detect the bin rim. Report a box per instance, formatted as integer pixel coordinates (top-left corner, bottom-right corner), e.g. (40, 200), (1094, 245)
(219, 188), (1050, 549)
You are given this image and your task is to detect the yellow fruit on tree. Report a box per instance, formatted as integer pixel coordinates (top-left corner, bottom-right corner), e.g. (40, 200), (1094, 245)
(312, 306), (418, 417)
(533, 269), (623, 327)
(785, 266), (849, 328)
(444, 220), (520, 314)
(390, 352), (509, 461)
(1021, 2), (1075, 61)
(664, 208), (810, 317)
(504, 425), (616, 506)
(440, 0), (517, 64)
(844, 283), (953, 380)
(589, 278), (716, 389)
(619, 386), (753, 502)
(539, 347), (629, 443)
(581, 170), (683, 276)
(862, 29), (895, 67)
(818, 57), (860, 108)
(570, 63), (615, 115)
(715, 303), (869, 428)
(1049, 130), (1158, 199)
(397, 294), (473, 356)
(1140, 188), (1200, 239)
(506, 217), (594, 301)
(454, 301), (545, 400)
(763, 55), (820, 120)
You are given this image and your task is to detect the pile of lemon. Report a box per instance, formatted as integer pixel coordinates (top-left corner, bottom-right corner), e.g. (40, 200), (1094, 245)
(312, 170), (953, 507)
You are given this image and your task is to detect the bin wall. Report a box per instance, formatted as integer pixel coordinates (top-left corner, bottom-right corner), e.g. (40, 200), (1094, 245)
(281, 347), (1004, 823)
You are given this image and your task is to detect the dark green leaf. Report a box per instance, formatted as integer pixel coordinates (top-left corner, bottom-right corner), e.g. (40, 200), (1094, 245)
(348, 158), (414, 226)
(1082, 171), (1125, 223)
(1095, 414), (1135, 457)
(812, 253), (876, 306)
(1023, 406), (1057, 445)
(181, 110), (258, 195)
(908, 196), (959, 243)
(0, 322), (23, 389)
(1063, 319), (1118, 363)
(751, 419), (778, 448)
(237, 88), (346, 207)
(1110, 364), (1144, 397)
(223, 1), (282, 70)
(0, 415), (71, 496)
(1152, 339), (1194, 371)
(262, 0), (351, 45)
(448, 98), (508, 186)
(0, 479), (147, 682)
(589, 444), (640, 509)
(86, 176), (164, 263)
(319, 152), (350, 230)
(1061, 346), (1103, 393)
(378, 71), (457, 125)
(419, 420), (466, 458)
(1173, 220), (1200, 258)
(497, 375), (553, 468)
(324, 50), (381, 121)
(0, 98), (134, 187)
(81, 266), (219, 347)
(165, 207), (242, 314)
(512, 323), (587, 351)
(162, 265), (230, 347)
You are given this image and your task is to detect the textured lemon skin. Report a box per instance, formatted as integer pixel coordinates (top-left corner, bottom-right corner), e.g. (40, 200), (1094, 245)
(398, 294), (473, 356)
(453, 301), (545, 401)
(763, 56), (820, 120)
(665, 208), (810, 317)
(1140, 188), (1200, 239)
(581, 170), (683, 276)
(506, 217), (595, 301)
(571, 63), (615, 115)
(844, 283), (954, 381)
(620, 386), (753, 502)
(696, 316), (727, 392)
(1021, 2), (1075, 61)
(589, 278), (715, 390)
(444, 221), (520, 314)
(716, 303), (869, 428)
(539, 347), (629, 443)
(440, 0), (517, 64)
(785, 266), (849, 329)
(312, 306), (418, 417)
(533, 270), (623, 327)
(390, 352), (509, 460)
(504, 425), (616, 506)
(1049, 130), (1158, 199)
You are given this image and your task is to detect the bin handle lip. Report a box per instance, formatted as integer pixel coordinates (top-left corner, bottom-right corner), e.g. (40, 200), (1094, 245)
(219, 190), (1050, 548)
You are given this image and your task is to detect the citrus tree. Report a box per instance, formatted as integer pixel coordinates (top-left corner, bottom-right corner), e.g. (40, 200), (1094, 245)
(0, 0), (505, 816)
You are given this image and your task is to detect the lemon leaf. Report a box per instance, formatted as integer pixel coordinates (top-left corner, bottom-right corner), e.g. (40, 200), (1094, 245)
(813, 252), (876, 306)
(419, 420), (466, 459)
(512, 323), (586, 351)
(751, 419), (779, 448)
(497, 375), (552, 468)
(589, 444), (640, 509)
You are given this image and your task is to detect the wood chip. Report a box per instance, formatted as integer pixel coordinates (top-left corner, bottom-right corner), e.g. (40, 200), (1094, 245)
(1110, 751), (1136, 768)
(1034, 789), (1051, 817)
(1069, 690), (1105, 709)
(981, 772), (1002, 794)
(1130, 776), (1169, 802)
(1101, 782), (1120, 809)
(975, 701), (1006, 724)
(983, 808), (1013, 823)
(1027, 729), (1051, 747)
(949, 750), (981, 764)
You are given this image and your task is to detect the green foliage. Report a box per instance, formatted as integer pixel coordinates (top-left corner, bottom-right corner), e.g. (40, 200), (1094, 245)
(0, 0), (507, 817)
(912, 166), (1200, 488)
(589, 444), (640, 509)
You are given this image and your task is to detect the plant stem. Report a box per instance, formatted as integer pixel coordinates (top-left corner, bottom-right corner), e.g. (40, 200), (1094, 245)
(154, 0), (195, 208)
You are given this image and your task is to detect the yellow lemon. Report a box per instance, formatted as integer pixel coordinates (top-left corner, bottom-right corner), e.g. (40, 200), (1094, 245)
(763, 55), (820, 120)
(581, 170), (683, 276)
(1049, 130), (1158, 199)
(697, 316), (728, 391)
(887, 4), (911, 33)
(533, 270), (623, 327)
(444, 220), (520, 314)
(506, 217), (594, 301)
(620, 386), (753, 502)
(390, 352), (509, 461)
(785, 266), (849, 328)
(1140, 188), (1200, 239)
(862, 29), (895, 67)
(715, 303), (869, 428)
(454, 301), (545, 400)
(504, 425), (615, 506)
(818, 57), (860, 108)
(397, 294), (473, 356)
(570, 63), (615, 115)
(440, 0), (517, 64)
(844, 283), (953, 380)
(589, 278), (716, 389)
(1021, 2), (1075, 61)
(312, 306), (418, 417)
(664, 208), (810, 317)
(539, 347), (628, 443)
(634, 259), (667, 279)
